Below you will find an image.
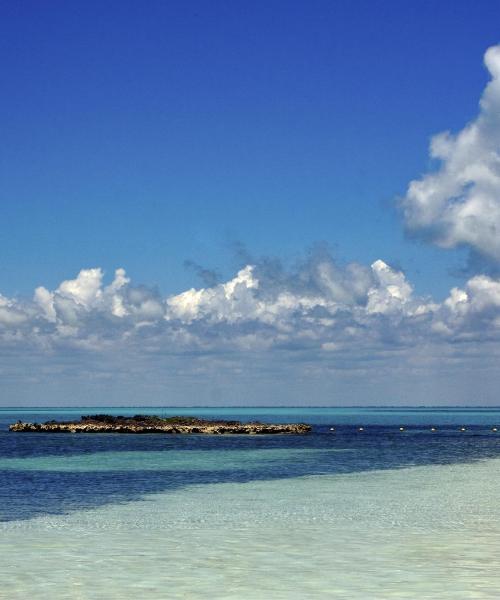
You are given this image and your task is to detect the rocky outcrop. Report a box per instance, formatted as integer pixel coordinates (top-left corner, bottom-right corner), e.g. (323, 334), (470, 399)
(9, 414), (311, 435)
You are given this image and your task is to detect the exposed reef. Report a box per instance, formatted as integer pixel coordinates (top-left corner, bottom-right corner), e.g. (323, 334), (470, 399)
(9, 414), (311, 435)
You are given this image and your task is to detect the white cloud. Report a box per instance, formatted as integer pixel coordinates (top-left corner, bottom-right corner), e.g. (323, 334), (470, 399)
(2, 256), (500, 404)
(166, 265), (260, 324)
(0, 294), (28, 326)
(34, 286), (57, 322)
(402, 44), (500, 261)
(366, 259), (413, 315)
(3, 256), (500, 356)
(57, 267), (104, 307)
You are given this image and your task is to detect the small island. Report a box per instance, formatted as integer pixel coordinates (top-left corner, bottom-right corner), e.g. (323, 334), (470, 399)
(9, 414), (311, 435)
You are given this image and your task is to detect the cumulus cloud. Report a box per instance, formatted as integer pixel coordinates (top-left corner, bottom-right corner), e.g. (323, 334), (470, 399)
(433, 273), (500, 340)
(0, 294), (30, 326)
(2, 253), (500, 404)
(402, 44), (500, 261)
(1, 252), (500, 359)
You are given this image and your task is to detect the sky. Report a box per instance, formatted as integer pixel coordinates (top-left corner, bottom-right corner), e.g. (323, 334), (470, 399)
(2, 1), (500, 406)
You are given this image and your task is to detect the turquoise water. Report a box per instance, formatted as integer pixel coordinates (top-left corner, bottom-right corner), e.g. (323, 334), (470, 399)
(5, 405), (500, 425)
(2, 407), (500, 598)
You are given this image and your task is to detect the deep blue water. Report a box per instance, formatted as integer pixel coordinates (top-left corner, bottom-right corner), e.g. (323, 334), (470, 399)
(2, 407), (500, 523)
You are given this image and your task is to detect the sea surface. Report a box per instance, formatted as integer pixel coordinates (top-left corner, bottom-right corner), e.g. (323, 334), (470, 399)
(1, 407), (500, 599)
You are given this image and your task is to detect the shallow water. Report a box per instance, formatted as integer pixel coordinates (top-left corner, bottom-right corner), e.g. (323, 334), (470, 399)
(2, 408), (500, 598)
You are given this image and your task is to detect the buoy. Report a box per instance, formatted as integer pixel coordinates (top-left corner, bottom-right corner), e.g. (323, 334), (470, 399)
(492, 427), (498, 432)
(460, 427), (466, 432)
(358, 427), (364, 432)
(431, 427), (436, 432)
(330, 427), (335, 431)
(399, 427), (405, 431)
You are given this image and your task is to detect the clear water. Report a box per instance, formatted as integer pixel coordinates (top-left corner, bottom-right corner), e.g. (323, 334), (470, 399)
(1, 407), (500, 598)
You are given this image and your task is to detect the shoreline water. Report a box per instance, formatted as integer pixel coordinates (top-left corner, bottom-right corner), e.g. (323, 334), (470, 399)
(3, 460), (500, 598)
(2, 407), (500, 598)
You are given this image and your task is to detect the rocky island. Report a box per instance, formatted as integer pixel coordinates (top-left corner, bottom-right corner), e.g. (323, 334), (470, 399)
(9, 414), (311, 435)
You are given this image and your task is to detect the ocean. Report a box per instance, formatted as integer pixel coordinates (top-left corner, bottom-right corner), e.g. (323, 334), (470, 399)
(1, 407), (500, 599)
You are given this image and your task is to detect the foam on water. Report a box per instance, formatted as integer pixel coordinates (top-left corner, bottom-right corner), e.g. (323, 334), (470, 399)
(2, 459), (500, 599)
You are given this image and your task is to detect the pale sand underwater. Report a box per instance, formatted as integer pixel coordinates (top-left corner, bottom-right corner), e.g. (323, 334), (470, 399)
(2, 458), (500, 599)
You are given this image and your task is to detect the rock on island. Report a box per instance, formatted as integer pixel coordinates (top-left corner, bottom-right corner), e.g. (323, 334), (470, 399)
(9, 414), (311, 435)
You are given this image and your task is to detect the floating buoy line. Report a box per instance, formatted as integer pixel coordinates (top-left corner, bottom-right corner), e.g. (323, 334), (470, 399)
(326, 426), (499, 433)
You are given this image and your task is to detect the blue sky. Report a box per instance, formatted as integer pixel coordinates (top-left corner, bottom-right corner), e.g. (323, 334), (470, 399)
(2, 0), (499, 297)
(2, 2), (500, 405)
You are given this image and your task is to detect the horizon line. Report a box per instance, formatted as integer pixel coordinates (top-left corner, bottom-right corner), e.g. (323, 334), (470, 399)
(2, 405), (500, 410)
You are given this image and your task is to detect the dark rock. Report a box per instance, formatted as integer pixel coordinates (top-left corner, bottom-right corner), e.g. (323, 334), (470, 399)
(9, 415), (311, 435)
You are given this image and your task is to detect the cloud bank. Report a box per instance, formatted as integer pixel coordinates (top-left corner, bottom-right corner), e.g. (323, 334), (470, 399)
(402, 45), (500, 262)
(2, 253), (500, 360)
